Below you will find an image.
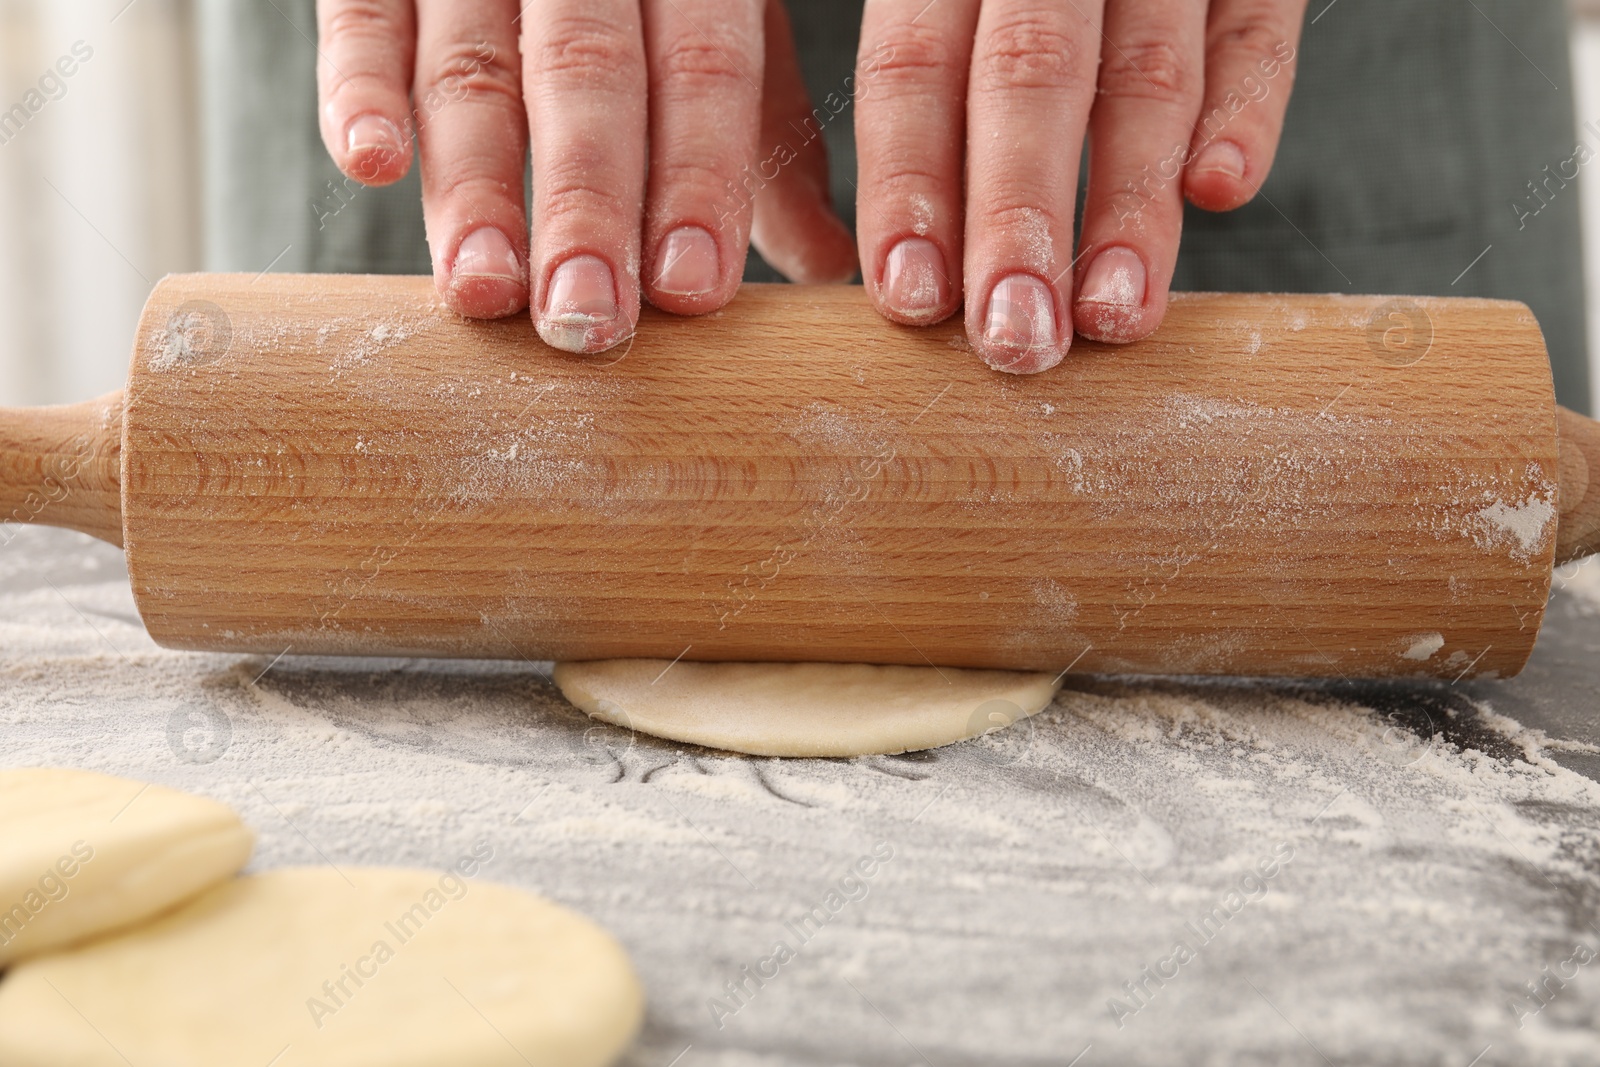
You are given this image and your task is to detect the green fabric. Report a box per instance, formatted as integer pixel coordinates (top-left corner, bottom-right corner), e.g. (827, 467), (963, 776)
(1176, 0), (1590, 411)
(198, 0), (1590, 410)
(198, 0), (429, 276)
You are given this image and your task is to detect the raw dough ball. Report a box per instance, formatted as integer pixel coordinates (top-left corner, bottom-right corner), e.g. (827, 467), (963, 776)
(0, 767), (252, 965)
(0, 867), (643, 1067)
(552, 660), (1063, 757)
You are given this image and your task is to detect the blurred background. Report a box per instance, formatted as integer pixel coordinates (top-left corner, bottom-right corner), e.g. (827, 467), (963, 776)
(1580, 0), (1599, 414)
(0, 0), (195, 408)
(0, 0), (1595, 410)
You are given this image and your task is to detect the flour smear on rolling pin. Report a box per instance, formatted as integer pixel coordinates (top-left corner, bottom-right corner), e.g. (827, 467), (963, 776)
(784, 378), (1554, 588)
(151, 292), (1556, 554)
(1022, 391), (1558, 565)
(152, 294), (1556, 576)
(152, 300), (618, 510)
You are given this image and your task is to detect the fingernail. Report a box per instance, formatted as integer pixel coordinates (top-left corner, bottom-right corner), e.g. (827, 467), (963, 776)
(982, 274), (1057, 370)
(1191, 140), (1246, 180)
(539, 254), (619, 353)
(881, 238), (950, 321)
(448, 228), (525, 318)
(345, 113), (403, 157)
(653, 226), (720, 297)
(1076, 247), (1146, 309)
(454, 227), (522, 283)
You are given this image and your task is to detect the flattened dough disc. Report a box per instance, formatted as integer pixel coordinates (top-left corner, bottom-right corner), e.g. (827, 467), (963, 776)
(552, 660), (1063, 757)
(0, 867), (643, 1067)
(0, 767), (253, 964)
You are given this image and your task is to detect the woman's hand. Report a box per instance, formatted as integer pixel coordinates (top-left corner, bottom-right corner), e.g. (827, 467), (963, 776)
(314, 0), (1306, 370)
(854, 0), (1307, 372)
(314, 0), (856, 352)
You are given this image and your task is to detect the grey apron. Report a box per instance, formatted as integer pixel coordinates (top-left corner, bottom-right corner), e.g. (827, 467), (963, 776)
(198, 0), (1590, 410)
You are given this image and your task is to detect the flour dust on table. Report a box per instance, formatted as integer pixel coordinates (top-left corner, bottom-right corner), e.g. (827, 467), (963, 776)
(7, 525), (1600, 1063)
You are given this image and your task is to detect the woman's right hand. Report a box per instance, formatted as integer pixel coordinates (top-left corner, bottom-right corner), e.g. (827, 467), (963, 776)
(313, 0), (858, 352)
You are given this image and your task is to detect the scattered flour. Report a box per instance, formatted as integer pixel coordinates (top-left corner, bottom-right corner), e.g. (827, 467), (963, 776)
(908, 193), (934, 237)
(1084, 260), (1141, 308)
(450, 407), (597, 506)
(1029, 578), (1079, 625)
(7, 527), (1600, 1063)
(783, 401), (887, 455)
(1037, 392), (1558, 569)
(317, 316), (420, 375)
(1401, 632), (1446, 661)
(1475, 494), (1558, 560)
(1012, 207), (1054, 275)
(150, 303), (231, 372)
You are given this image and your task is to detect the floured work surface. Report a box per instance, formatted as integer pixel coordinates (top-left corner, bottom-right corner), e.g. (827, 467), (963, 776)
(5, 525), (1600, 1064)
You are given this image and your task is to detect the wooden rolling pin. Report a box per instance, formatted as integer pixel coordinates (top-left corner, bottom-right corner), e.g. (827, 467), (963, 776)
(3, 274), (1598, 679)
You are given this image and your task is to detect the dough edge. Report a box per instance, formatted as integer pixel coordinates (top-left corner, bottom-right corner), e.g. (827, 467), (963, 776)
(0, 767), (254, 965)
(0, 866), (644, 1067)
(552, 659), (1064, 758)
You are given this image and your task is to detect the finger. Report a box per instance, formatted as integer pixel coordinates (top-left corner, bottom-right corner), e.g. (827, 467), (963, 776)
(414, 0), (528, 319)
(640, 0), (764, 314)
(523, 2), (648, 353)
(1072, 0), (1206, 343)
(855, 0), (980, 326)
(963, 0), (1104, 373)
(1183, 0), (1305, 212)
(315, 0), (415, 186)
(748, 0), (858, 285)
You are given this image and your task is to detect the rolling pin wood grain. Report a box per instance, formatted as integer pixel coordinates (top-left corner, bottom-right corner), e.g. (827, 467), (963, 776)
(3, 274), (1596, 678)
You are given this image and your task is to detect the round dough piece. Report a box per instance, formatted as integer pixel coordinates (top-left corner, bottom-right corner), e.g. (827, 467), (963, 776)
(0, 767), (253, 965)
(552, 660), (1063, 757)
(0, 867), (643, 1067)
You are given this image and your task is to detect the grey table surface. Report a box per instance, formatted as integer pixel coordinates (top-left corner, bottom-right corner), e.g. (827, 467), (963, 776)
(4, 524), (1600, 1066)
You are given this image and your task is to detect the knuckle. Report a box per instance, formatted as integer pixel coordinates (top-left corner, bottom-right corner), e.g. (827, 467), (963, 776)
(539, 153), (631, 219)
(541, 182), (628, 228)
(1099, 38), (1196, 103)
(325, 67), (399, 103)
(652, 32), (751, 95)
(432, 165), (512, 209)
(1209, 15), (1286, 63)
(872, 164), (946, 200)
(421, 42), (519, 107)
(323, 0), (404, 42)
(530, 14), (645, 87)
(976, 198), (1064, 240)
(318, 2), (408, 101)
(653, 156), (737, 200)
(973, 12), (1091, 94)
(427, 148), (519, 200)
(859, 22), (959, 88)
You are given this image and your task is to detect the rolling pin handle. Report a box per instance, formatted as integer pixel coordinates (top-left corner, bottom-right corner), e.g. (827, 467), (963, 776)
(0, 391), (124, 547)
(1557, 405), (1600, 565)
